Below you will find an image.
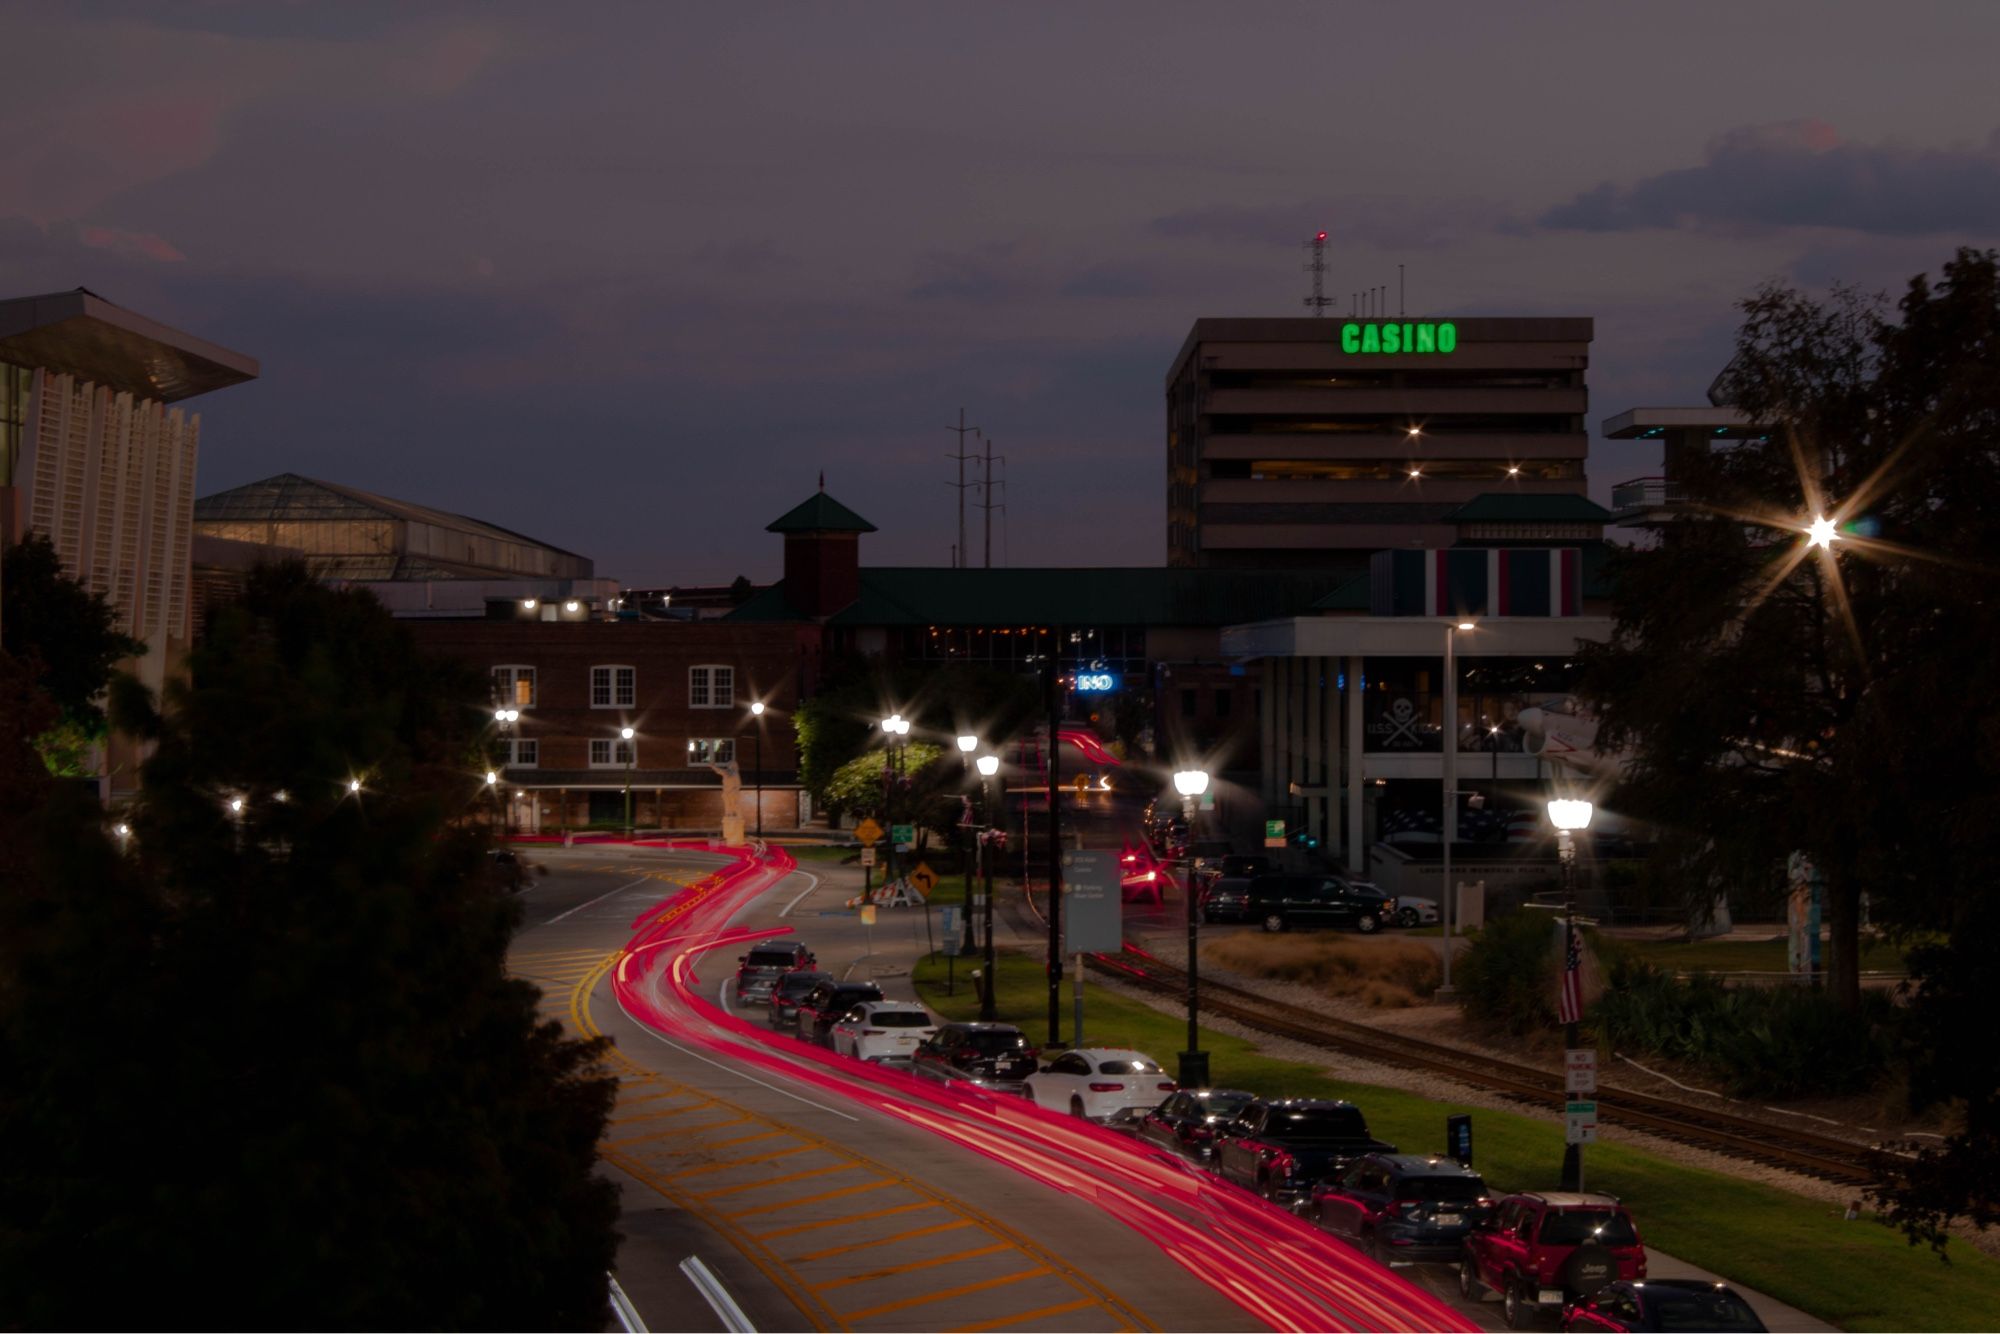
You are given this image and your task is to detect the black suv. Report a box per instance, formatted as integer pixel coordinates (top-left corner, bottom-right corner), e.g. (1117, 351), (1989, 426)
(735, 941), (816, 1005)
(797, 980), (883, 1046)
(911, 1022), (1039, 1091)
(1211, 873), (1394, 934)
(1311, 1152), (1492, 1263)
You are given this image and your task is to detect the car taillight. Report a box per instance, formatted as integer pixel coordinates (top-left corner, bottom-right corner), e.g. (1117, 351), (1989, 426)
(1269, 1150), (1297, 1179)
(1088, 1082), (1125, 1092)
(1189, 1126), (1214, 1140)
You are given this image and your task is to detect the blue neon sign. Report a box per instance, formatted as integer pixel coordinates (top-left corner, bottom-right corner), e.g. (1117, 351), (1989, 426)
(1074, 672), (1120, 693)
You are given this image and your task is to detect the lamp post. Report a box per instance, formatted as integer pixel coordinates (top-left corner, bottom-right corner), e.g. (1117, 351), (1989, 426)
(1549, 796), (1594, 1191)
(881, 715), (908, 886)
(495, 707), (520, 837)
(1440, 619), (1474, 995)
(748, 701), (766, 841)
(1174, 766), (1211, 1088)
(977, 752), (1000, 1020)
(957, 735), (979, 953)
(485, 769), (499, 836)
(620, 725), (636, 836)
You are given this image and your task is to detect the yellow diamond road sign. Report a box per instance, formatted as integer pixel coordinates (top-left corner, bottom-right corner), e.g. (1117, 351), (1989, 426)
(854, 818), (884, 845)
(910, 862), (938, 897)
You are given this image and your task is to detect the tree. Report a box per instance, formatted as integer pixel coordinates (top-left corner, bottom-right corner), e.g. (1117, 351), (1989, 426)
(0, 563), (620, 1326)
(1576, 249), (2000, 1251)
(1, 532), (145, 772)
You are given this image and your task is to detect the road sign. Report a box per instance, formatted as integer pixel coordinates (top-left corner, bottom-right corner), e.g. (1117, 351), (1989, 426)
(859, 846), (876, 867)
(859, 904), (877, 926)
(1264, 819), (1286, 848)
(909, 862), (938, 898)
(1565, 1099), (1598, 1145)
(940, 905), (962, 956)
(855, 818), (884, 845)
(1060, 849), (1121, 954)
(891, 823), (915, 847)
(1565, 1050), (1598, 1095)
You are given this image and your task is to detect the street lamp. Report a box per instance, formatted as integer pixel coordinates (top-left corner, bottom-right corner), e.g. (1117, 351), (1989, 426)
(977, 752), (1001, 1020)
(748, 701), (766, 842)
(1440, 619), (1475, 995)
(956, 735), (980, 955)
(620, 725), (636, 836)
(1548, 796), (1594, 1191)
(1174, 766), (1211, 1088)
(485, 769), (499, 835)
(494, 708), (520, 836)
(881, 715), (909, 885)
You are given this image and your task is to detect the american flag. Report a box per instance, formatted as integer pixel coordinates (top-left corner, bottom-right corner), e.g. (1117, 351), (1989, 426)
(1558, 920), (1585, 1026)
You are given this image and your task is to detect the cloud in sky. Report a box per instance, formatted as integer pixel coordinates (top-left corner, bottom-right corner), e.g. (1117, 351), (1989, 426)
(1543, 120), (2000, 237)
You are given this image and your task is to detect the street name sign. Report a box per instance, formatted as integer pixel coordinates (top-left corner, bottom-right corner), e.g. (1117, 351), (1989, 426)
(1061, 849), (1121, 954)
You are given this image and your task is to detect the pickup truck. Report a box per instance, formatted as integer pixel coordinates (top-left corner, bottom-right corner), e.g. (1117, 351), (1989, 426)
(1213, 1098), (1397, 1208)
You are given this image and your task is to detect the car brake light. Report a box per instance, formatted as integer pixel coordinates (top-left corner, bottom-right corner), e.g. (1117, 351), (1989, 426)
(1189, 1126), (1214, 1140)
(1157, 1081), (1177, 1091)
(1088, 1082), (1125, 1092)
(1269, 1151), (1297, 1179)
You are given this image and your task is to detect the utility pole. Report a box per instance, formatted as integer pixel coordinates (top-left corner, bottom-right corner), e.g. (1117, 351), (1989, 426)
(1045, 630), (1063, 1049)
(947, 409), (981, 568)
(977, 435), (1006, 567)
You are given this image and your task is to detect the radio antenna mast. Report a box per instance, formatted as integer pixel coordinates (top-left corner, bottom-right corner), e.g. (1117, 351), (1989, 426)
(1302, 231), (1333, 317)
(946, 408), (982, 568)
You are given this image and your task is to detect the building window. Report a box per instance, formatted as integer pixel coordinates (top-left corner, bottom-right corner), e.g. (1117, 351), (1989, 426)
(1181, 688), (1199, 719)
(690, 664), (734, 709)
(589, 737), (635, 767)
(1214, 689), (1232, 718)
(687, 738), (735, 765)
(503, 738), (538, 768)
(492, 664), (536, 708)
(591, 665), (635, 708)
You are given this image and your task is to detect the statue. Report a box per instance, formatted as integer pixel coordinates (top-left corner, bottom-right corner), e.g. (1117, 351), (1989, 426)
(707, 761), (746, 846)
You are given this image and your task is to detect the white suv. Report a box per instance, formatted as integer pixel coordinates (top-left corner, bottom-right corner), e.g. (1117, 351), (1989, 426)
(1024, 1048), (1177, 1122)
(830, 1002), (936, 1063)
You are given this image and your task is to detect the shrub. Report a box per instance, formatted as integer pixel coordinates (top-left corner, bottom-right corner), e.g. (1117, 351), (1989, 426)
(1203, 934), (1441, 1008)
(1454, 910), (1561, 1034)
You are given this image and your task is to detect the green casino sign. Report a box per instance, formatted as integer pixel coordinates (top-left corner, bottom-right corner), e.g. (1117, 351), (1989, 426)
(1340, 321), (1457, 354)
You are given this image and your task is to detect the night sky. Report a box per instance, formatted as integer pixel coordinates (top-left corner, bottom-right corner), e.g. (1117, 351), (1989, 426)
(6, 2), (1999, 584)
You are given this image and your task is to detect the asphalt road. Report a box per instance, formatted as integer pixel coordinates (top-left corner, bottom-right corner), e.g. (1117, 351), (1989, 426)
(507, 843), (1279, 1334)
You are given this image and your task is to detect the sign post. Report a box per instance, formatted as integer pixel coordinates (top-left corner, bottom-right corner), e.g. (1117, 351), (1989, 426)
(856, 818), (883, 897)
(1264, 819), (1286, 849)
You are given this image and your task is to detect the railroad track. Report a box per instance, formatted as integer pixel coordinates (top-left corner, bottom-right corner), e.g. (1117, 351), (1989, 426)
(1084, 945), (1902, 1189)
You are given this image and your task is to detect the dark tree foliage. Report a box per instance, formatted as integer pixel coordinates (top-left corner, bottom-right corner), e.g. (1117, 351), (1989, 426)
(0, 563), (620, 1327)
(794, 656), (1041, 812)
(1, 532), (144, 727)
(1576, 249), (2000, 1252)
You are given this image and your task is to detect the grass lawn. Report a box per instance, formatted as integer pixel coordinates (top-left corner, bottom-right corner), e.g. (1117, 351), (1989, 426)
(913, 949), (2000, 1333)
(1625, 935), (1909, 974)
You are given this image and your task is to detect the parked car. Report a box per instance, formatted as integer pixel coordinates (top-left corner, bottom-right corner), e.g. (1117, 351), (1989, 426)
(1562, 1279), (1766, 1332)
(1023, 1048), (1177, 1123)
(1137, 1087), (1257, 1161)
(1389, 895), (1441, 929)
(829, 1001), (936, 1062)
(767, 969), (832, 1029)
(1311, 1153), (1492, 1263)
(910, 1022), (1039, 1092)
(734, 941), (816, 1005)
(1460, 1192), (1648, 1329)
(1213, 1098), (1398, 1207)
(797, 979), (885, 1047)
(1224, 874), (1396, 934)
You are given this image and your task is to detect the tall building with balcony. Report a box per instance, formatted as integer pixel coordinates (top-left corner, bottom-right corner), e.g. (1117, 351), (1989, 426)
(1166, 317), (1593, 568)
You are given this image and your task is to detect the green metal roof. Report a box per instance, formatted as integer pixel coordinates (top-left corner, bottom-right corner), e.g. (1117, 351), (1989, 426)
(1445, 493), (1614, 523)
(765, 491), (878, 534)
(727, 566), (1363, 627)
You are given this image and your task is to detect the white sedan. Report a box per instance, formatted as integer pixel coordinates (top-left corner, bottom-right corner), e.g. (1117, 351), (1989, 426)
(1023, 1048), (1177, 1122)
(1392, 895), (1441, 928)
(830, 1002), (936, 1062)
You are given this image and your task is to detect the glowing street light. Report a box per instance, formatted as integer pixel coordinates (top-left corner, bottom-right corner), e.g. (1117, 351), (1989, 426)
(1173, 767), (1211, 1088)
(619, 726), (637, 835)
(1806, 514), (1838, 550)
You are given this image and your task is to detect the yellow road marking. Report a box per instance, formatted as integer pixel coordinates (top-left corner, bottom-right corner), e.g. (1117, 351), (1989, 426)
(727, 1178), (894, 1219)
(667, 1144), (817, 1179)
(840, 1268), (1050, 1322)
(694, 1162), (857, 1200)
(613, 1118), (759, 1149)
(810, 1241), (1015, 1292)
(608, 1090), (709, 1117)
(751, 1199), (939, 1242)
(950, 1297), (1105, 1332)
(789, 1218), (974, 1264)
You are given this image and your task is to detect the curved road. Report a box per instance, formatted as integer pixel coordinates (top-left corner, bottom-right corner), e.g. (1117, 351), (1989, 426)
(508, 841), (1470, 1333)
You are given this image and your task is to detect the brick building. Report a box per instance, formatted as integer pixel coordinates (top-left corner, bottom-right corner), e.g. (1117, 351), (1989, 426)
(404, 614), (810, 834)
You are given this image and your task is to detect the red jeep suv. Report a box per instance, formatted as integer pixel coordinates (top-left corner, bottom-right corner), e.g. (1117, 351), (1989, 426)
(1459, 1192), (1647, 1329)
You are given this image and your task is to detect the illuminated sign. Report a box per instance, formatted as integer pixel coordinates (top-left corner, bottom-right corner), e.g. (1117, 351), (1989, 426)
(1074, 672), (1120, 693)
(1340, 321), (1457, 355)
